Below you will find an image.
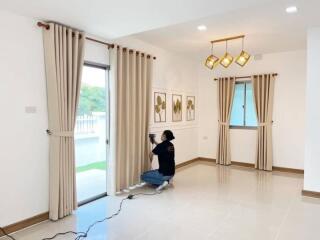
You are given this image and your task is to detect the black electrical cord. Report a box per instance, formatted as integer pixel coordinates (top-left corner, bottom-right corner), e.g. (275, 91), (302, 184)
(41, 231), (87, 240)
(0, 191), (161, 240)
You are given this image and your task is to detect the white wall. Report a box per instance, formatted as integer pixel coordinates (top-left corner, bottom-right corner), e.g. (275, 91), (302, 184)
(304, 28), (320, 192)
(115, 37), (199, 166)
(0, 10), (48, 226)
(198, 50), (306, 169)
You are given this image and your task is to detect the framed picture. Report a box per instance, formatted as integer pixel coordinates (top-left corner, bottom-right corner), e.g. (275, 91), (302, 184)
(172, 94), (182, 122)
(154, 92), (166, 123)
(186, 96), (195, 121)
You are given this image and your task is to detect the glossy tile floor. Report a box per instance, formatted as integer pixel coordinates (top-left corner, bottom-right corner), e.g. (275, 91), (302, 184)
(77, 169), (106, 202)
(7, 162), (320, 240)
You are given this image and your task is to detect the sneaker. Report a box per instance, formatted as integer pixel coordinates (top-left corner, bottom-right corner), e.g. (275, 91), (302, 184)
(156, 181), (169, 192)
(138, 182), (147, 187)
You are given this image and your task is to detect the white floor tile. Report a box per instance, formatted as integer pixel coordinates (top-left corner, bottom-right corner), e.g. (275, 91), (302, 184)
(5, 163), (320, 240)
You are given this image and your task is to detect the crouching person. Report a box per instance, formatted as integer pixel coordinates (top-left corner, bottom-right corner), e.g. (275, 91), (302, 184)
(141, 130), (175, 192)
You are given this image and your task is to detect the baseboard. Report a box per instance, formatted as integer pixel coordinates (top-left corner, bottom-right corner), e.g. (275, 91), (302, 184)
(231, 161), (255, 168)
(195, 157), (304, 174)
(198, 157), (216, 163)
(231, 162), (304, 174)
(0, 212), (49, 237)
(197, 158), (255, 168)
(302, 190), (320, 198)
(176, 157), (217, 169)
(176, 158), (201, 169)
(272, 166), (304, 174)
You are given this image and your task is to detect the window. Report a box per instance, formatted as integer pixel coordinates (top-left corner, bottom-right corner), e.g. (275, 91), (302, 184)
(230, 81), (257, 128)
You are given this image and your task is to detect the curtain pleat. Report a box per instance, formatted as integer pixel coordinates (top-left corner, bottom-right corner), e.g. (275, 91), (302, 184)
(111, 46), (152, 192)
(216, 77), (235, 165)
(42, 23), (85, 220)
(252, 74), (275, 171)
(136, 55), (142, 179)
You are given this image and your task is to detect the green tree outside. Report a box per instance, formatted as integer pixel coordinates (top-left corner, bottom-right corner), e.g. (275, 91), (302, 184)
(78, 85), (106, 115)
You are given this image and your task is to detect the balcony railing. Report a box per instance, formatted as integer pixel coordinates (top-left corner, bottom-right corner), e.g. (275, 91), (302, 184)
(75, 114), (97, 134)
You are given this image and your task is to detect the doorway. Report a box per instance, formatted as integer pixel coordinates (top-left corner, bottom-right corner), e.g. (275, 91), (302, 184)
(75, 61), (109, 205)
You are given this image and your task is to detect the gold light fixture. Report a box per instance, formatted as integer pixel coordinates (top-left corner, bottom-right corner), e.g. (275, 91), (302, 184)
(205, 43), (219, 69)
(205, 35), (251, 69)
(220, 41), (233, 68)
(235, 37), (251, 67)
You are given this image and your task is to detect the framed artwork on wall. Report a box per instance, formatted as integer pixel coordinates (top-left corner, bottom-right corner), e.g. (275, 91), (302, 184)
(154, 92), (166, 123)
(186, 96), (195, 121)
(172, 94), (182, 122)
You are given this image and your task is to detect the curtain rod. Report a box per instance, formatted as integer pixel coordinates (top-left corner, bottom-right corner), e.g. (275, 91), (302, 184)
(213, 73), (278, 81)
(37, 22), (156, 60)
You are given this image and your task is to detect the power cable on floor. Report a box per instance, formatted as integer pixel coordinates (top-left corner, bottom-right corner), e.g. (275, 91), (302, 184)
(0, 191), (161, 240)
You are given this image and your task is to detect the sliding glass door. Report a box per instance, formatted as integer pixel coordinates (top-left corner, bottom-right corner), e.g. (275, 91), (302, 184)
(75, 62), (109, 204)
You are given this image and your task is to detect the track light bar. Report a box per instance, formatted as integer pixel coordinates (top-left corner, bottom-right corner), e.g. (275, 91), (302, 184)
(210, 35), (245, 44)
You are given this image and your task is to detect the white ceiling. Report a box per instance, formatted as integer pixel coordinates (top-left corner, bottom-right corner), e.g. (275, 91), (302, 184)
(132, 0), (320, 58)
(1, 0), (319, 57)
(1, 0), (274, 39)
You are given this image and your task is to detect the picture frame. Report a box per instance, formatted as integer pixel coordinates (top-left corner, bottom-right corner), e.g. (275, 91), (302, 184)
(186, 96), (195, 121)
(154, 92), (166, 123)
(172, 94), (182, 122)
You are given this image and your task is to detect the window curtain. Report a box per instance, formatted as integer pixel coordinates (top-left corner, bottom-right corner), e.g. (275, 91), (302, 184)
(216, 77), (236, 165)
(42, 23), (85, 220)
(252, 74), (275, 171)
(110, 46), (153, 192)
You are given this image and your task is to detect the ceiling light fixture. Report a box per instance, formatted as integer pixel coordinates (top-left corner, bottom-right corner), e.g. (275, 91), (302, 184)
(205, 35), (250, 70)
(286, 6), (298, 13)
(235, 37), (251, 67)
(220, 41), (233, 68)
(197, 25), (207, 31)
(205, 43), (219, 69)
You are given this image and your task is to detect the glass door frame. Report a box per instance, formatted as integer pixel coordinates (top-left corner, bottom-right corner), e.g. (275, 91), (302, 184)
(78, 61), (110, 207)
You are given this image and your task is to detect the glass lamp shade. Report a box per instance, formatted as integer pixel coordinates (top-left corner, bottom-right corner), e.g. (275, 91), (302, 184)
(205, 54), (219, 69)
(220, 52), (234, 68)
(235, 50), (251, 67)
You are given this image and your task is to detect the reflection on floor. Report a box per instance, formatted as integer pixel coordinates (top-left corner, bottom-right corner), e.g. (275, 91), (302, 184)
(9, 162), (320, 240)
(76, 169), (107, 202)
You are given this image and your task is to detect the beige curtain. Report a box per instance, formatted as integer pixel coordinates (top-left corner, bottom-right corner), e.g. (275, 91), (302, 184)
(216, 77), (235, 165)
(252, 74), (275, 171)
(42, 23), (85, 220)
(110, 46), (153, 192)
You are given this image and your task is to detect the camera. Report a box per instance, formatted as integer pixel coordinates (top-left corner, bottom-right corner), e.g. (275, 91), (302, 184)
(149, 133), (156, 144)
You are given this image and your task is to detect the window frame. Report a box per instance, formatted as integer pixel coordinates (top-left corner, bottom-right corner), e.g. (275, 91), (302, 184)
(229, 80), (258, 130)
(84, 60), (110, 70)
